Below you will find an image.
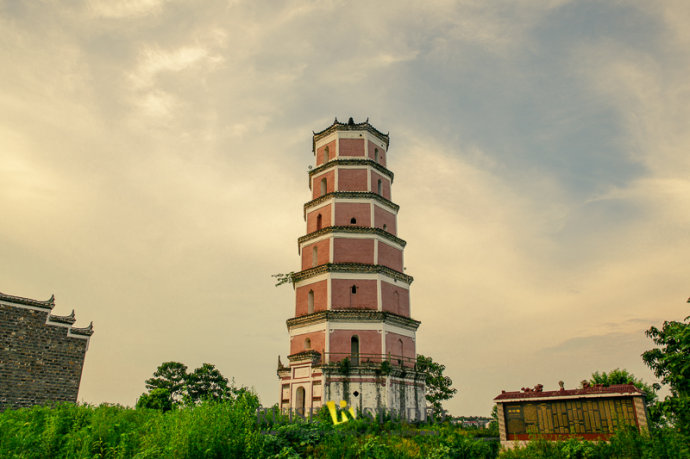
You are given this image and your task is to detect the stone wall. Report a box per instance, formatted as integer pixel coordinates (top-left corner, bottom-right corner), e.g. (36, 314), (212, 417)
(0, 292), (93, 411)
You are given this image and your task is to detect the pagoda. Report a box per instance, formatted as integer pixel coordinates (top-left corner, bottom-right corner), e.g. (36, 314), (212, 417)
(277, 118), (425, 419)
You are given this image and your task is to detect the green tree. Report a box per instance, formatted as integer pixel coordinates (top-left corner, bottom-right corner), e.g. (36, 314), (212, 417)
(136, 388), (174, 411)
(642, 314), (690, 435)
(145, 361), (189, 403)
(416, 354), (457, 415)
(186, 363), (232, 403)
(141, 361), (238, 407)
(589, 368), (658, 407)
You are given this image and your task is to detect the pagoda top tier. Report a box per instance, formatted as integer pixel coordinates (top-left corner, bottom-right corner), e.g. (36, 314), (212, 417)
(312, 117), (389, 151)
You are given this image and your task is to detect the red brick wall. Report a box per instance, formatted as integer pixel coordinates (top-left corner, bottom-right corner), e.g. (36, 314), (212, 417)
(329, 329), (381, 358)
(377, 241), (403, 271)
(339, 138), (365, 157)
(381, 281), (410, 317)
(374, 205), (396, 234)
(371, 171), (391, 200)
(338, 168), (368, 192)
(312, 170), (335, 199)
(333, 238), (374, 264)
(368, 140), (386, 167)
(307, 204), (332, 233)
(331, 279), (377, 310)
(301, 239), (330, 269)
(295, 280), (327, 316)
(385, 333), (415, 361)
(290, 330), (326, 354)
(316, 140), (336, 166)
(334, 202), (370, 226)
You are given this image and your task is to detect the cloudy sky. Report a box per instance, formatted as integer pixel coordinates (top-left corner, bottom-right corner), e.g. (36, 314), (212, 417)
(1, 0), (688, 415)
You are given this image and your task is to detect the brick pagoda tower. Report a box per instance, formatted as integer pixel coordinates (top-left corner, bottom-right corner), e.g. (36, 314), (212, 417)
(277, 118), (425, 419)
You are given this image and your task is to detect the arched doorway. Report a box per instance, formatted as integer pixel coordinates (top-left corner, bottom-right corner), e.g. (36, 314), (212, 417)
(295, 386), (305, 417)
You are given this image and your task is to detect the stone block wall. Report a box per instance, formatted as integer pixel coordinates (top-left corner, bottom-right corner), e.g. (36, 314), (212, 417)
(0, 292), (93, 411)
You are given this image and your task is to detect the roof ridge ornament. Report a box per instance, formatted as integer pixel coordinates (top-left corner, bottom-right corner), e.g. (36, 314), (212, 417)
(312, 117), (390, 152)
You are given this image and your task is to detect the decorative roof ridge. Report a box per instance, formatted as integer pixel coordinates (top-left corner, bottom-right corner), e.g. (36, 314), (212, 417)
(0, 291), (55, 309)
(309, 159), (394, 182)
(49, 309), (76, 324)
(70, 321), (94, 336)
(304, 191), (400, 214)
(292, 263), (413, 284)
(312, 117), (389, 151)
(298, 226), (407, 248)
(494, 383), (643, 401)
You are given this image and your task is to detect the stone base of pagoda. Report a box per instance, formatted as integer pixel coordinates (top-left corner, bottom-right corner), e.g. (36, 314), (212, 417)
(323, 365), (426, 421)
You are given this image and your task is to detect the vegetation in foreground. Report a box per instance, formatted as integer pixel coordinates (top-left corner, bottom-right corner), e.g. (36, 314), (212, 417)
(1, 400), (688, 458)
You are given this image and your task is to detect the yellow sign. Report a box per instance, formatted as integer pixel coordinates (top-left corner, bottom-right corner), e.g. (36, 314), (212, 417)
(326, 400), (357, 425)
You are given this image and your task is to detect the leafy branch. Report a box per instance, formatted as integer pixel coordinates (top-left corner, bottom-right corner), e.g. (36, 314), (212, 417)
(272, 272), (296, 287)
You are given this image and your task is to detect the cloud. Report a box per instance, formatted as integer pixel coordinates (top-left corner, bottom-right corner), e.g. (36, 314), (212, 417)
(129, 45), (223, 90)
(88, 0), (170, 18)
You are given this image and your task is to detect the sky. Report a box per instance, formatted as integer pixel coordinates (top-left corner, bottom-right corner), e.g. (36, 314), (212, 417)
(1, 0), (688, 416)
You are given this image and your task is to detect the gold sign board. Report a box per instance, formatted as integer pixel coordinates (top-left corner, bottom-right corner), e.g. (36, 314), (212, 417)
(504, 397), (638, 438)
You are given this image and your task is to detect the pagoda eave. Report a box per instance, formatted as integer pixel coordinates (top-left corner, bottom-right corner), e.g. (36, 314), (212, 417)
(286, 310), (421, 331)
(304, 192), (400, 216)
(297, 226), (406, 249)
(309, 159), (394, 182)
(292, 263), (413, 285)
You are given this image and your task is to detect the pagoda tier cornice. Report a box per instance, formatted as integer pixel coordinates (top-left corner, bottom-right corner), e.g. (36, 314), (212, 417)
(304, 192), (399, 214)
(309, 159), (394, 182)
(286, 310), (421, 331)
(286, 350), (322, 363)
(293, 263), (413, 284)
(298, 226), (406, 248)
(312, 118), (389, 151)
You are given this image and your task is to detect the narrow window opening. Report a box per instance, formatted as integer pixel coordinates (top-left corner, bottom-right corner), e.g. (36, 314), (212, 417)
(350, 217), (357, 224)
(323, 146), (329, 164)
(312, 246), (318, 267)
(316, 214), (322, 231)
(397, 338), (404, 365)
(377, 179), (382, 195)
(305, 338), (311, 349)
(383, 224), (387, 231)
(351, 336), (359, 366)
(374, 149), (379, 162)
(351, 285), (357, 294)
(320, 178), (327, 196)
(308, 290), (314, 314)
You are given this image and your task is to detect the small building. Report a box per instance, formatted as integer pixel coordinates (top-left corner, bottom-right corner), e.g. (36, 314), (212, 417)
(494, 383), (648, 447)
(0, 290), (93, 411)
